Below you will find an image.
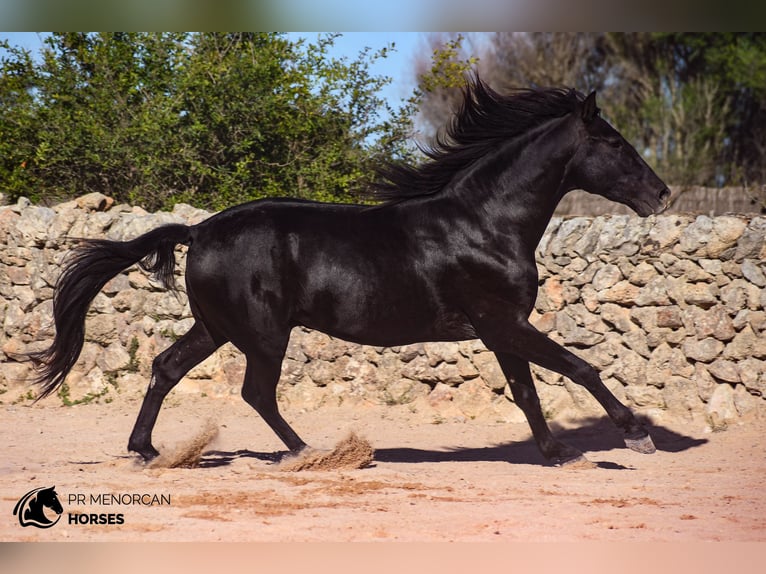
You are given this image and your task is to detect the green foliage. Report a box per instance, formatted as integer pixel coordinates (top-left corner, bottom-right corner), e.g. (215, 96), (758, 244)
(418, 35), (477, 93)
(0, 33), (416, 210)
(0, 40), (37, 199)
(56, 380), (113, 406)
(126, 336), (140, 373)
(412, 34), (480, 135)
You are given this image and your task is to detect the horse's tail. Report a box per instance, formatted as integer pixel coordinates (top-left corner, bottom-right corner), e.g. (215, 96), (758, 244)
(28, 224), (192, 400)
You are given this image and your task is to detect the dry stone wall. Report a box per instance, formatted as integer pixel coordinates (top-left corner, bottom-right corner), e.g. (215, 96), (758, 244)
(2, 193), (765, 429)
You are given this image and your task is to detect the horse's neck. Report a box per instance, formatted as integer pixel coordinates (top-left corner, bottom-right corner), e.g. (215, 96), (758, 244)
(449, 125), (575, 253)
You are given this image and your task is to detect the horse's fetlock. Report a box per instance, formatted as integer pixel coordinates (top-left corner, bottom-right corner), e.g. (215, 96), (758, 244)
(128, 440), (160, 462)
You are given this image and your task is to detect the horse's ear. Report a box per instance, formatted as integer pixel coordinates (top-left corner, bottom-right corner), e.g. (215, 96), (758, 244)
(581, 90), (599, 123)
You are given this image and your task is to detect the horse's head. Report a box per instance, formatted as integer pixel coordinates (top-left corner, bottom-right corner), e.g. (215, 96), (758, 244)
(38, 486), (64, 515)
(566, 91), (670, 217)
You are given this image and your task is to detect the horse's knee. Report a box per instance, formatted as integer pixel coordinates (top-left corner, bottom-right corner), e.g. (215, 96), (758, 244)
(149, 353), (180, 393)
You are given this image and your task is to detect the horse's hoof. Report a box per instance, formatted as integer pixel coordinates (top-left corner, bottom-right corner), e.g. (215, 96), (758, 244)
(554, 454), (596, 469)
(129, 445), (160, 463)
(625, 434), (656, 454)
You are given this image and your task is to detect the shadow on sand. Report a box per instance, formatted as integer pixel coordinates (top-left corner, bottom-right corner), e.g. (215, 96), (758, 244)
(197, 416), (708, 470)
(375, 417), (708, 469)
(197, 449), (286, 468)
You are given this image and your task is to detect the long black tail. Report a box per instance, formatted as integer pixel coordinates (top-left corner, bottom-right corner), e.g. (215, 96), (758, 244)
(28, 224), (192, 399)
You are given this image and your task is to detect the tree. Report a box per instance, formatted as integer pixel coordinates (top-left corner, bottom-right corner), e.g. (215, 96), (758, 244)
(411, 34), (479, 138)
(0, 39), (38, 199)
(0, 33), (416, 211)
(486, 32), (608, 91)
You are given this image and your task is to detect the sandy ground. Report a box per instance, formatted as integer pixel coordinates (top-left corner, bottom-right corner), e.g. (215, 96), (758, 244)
(2, 393), (765, 542)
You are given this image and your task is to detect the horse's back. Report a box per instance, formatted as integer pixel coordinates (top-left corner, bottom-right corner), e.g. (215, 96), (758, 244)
(186, 198), (380, 279)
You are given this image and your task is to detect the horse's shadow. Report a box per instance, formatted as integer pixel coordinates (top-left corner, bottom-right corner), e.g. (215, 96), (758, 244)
(375, 417), (707, 470)
(198, 417), (708, 470)
(197, 449), (285, 468)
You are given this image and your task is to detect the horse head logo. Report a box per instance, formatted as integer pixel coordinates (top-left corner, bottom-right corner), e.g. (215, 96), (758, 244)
(13, 486), (64, 528)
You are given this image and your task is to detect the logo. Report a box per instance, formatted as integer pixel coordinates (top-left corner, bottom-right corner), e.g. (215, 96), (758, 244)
(13, 486), (64, 528)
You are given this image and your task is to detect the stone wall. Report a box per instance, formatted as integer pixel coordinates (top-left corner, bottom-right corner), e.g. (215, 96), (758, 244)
(2, 193), (765, 428)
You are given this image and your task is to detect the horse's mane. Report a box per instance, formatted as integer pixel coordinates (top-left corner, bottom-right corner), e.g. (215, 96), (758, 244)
(369, 76), (584, 202)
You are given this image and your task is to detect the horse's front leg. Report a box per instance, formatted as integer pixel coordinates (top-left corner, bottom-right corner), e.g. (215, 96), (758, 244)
(480, 318), (655, 456)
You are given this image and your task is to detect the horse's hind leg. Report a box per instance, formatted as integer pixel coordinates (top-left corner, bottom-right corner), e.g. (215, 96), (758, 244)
(128, 322), (220, 461)
(240, 347), (307, 453)
(495, 352), (586, 466)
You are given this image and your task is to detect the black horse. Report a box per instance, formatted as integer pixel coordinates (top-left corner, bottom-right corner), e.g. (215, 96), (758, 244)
(29, 79), (669, 466)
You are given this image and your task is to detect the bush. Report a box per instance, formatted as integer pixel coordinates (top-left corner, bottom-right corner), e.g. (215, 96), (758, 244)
(0, 33), (417, 211)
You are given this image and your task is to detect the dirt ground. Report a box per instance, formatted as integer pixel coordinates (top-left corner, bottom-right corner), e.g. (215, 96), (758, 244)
(2, 392), (765, 542)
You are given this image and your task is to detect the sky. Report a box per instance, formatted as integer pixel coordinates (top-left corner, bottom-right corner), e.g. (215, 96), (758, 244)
(0, 31), (48, 56)
(286, 32), (425, 103)
(0, 32), (429, 108)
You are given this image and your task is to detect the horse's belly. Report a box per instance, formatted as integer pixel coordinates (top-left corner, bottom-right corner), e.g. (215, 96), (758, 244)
(295, 294), (476, 347)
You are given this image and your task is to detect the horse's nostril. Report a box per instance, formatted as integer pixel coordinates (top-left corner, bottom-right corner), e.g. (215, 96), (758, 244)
(659, 187), (670, 203)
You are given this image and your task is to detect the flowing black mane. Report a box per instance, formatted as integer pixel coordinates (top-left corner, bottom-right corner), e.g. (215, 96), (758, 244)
(370, 78), (584, 201)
